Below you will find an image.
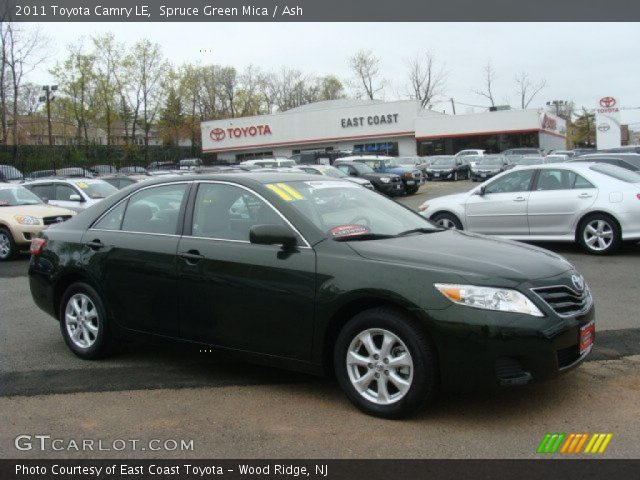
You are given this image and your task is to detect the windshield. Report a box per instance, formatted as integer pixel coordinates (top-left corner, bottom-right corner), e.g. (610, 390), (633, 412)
(590, 164), (640, 183)
(271, 180), (437, 239)
(74, 180), (118, 199)
(317, 166), (347, 178)
(396, 157), (417, 165)
(514, 157), (544, 165)
(430, 157), (456, 166)
(0, 185), (43, 206)
(352, 163), (375, 174)
(0, 165), (24, 180)
(477, 156), (504, 165)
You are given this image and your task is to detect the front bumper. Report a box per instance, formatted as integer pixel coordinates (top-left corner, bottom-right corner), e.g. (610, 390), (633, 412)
(376, 182), (405, 195)
(471, 171), (500, 181)
(425, 170), (454, 181)
(418, 303), (595, 392)
(8, 224), (46, 247)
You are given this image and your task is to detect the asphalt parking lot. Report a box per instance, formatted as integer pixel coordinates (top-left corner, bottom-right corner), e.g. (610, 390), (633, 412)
(1, 179), (639, 458)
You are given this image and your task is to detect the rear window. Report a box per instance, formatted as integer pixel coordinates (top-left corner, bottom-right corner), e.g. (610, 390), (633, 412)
(590, 164), (640, 183)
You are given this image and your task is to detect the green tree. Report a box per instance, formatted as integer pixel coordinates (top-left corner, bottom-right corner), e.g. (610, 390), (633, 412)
(158, 86), (183, 146)
(319, 75), (345, 101)
(570, 108), (595, 147)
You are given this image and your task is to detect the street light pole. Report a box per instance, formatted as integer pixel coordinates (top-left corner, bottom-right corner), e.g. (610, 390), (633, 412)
(40, 85), (58, 146)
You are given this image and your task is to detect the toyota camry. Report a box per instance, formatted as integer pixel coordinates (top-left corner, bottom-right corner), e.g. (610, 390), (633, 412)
(29, 173), (594, 418)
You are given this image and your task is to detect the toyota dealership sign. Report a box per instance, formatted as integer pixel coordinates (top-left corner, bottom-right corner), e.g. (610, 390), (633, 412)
(595, 96), (621, 149)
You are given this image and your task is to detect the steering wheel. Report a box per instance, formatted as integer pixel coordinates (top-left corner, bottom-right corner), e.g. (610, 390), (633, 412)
(348, 216), (371, 228)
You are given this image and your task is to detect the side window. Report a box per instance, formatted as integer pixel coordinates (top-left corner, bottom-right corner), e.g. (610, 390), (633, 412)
(336, 165), (350, 174)
(55, 184), (80, 201)
(93, 202), (126, 230)
(484, 169), (535, 194)
(121, 184), (187, 235)
(573, 173), (595, 189)
(536, 169), (576, 191)
(29, 184), (54, 200)
(191, 183), (287, 242)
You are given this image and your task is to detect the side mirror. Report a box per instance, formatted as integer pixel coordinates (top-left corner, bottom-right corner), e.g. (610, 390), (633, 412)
(349, 171), (358, 177)
(250, 224), (297, 249)
(41, 197), (49, 204)
(476, 186), (486, 196)
(69, 194), (82, 202)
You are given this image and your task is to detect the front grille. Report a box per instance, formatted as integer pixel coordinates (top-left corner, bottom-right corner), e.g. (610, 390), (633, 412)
(531, 285), (592, 317)
(557, 344), (580, 369)
(43, 215), (72, 225)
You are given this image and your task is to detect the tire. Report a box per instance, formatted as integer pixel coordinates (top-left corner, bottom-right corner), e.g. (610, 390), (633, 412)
(334, 308), (437, 419)
(577, 213), (622, 255)
(0, 227), (16, 261)
(406, 186), (419, 195)
(431, 212), (463, 230)
(59, 282), (115, 359)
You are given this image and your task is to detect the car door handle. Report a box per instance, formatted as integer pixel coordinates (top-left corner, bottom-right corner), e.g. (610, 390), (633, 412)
(86, 239), (105, 250)
(179, 250), (204, 263)
(578, 193), (592, 198)
(513, 196), (526, 202)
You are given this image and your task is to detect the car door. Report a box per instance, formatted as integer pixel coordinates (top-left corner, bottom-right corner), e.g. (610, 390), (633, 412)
(465, 169), (536, 235)
(84, 182), (190, 336)
(527, 168), (597, 236)
(176, 181), (316, 360)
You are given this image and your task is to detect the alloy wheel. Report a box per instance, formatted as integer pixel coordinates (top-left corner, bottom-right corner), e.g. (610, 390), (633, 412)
(583, 219), (614, 251)
(0, 232), (11, 259)
(346, 328), (414, 405)
(436, 218), (458, 229)
(64, 293), (100, 349)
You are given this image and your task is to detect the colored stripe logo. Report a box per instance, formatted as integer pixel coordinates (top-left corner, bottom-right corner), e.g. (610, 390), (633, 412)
(537, 433), (613, 454)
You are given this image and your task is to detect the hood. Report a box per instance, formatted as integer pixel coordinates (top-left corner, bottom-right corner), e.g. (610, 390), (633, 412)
(347, 230), (573, 285)
(428, 165), (456, 170)
(474, 165), (501, 170)
(384, 166), (414, 175)
(0, 204), (75, 219)
(346, 177), (371, 186)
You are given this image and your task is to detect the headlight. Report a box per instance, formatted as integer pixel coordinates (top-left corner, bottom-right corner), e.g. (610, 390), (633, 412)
(419, 203), (429, 212)
(434, 283), (544, 317)
(14, 215), (40, 225)
(380, 177), (391, 183)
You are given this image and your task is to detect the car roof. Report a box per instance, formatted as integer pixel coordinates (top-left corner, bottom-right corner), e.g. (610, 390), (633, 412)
(110, 172), (325, 187)
(25, 177), (106, 184)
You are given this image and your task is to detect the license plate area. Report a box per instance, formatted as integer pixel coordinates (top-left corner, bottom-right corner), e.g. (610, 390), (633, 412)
(579, 321), (595, 355)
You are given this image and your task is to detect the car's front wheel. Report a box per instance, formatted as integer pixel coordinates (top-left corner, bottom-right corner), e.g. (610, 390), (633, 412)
(334, 307), (437, 419)
(431, 212), (463, 230)
(0, 228), (16, 261)
(59, 283), (115, 359)
(577, 214), (621, 255)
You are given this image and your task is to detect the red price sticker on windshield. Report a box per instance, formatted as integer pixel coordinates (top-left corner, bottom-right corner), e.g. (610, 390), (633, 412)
(329, 224), (370, 238)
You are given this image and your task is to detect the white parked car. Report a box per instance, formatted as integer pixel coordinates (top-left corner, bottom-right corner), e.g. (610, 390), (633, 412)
(240, 158), (297, 168)
(455, 149), (485, 157)
(295, 164), (375, 189)
(23, 178), (118, 212)
(419, 163), (640, 254)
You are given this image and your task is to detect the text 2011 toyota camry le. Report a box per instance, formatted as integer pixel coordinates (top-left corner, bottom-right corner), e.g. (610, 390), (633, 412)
(28, 173), (595, 418)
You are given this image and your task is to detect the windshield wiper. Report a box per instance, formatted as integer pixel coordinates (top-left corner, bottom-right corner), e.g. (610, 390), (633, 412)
(396, 227), (443, 236)
(333, 233), (396, 242)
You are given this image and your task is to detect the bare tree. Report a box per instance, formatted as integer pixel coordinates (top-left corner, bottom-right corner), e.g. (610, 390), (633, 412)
(473, 61), (497, 107)
(218, 66), (238, 117)
(17, 82), (41, 115)
(406, 52), (446, 108)
(514, 72), (547, 109)
(3, 23), (46, 146)
(349, 50), (384, 100)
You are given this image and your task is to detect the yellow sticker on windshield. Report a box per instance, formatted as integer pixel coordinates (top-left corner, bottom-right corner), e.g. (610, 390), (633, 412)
(266, 183), (304, 201)
(75, 182), (88, 189)
(276, 183), (304, 200)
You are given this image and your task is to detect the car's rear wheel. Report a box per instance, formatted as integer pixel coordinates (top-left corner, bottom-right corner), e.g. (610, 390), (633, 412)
(334, 307), (437, 419)
(431, 212), (463, 230)
(577, 214), (621, 255)
(59, 283), (114, 359)
(0, 228), (16, 261)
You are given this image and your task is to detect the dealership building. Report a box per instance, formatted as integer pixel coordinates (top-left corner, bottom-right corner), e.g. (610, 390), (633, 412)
(200, 99), (566, 161)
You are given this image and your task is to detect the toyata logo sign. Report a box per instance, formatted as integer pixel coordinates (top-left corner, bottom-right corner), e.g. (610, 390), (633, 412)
(210, 128), (226, 142)
(596, 96), (619, 114)
(599, 97), (616, 108)
(210, 124), (272, 142)
(598, 123), (610, 132)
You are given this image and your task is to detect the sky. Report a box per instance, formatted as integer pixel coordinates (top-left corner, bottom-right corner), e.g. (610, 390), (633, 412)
(24, 22), (640, 127)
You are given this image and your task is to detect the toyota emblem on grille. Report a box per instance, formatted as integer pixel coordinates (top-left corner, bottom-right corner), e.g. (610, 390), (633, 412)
(571, 274), (585, 291)
(55, 217), (64, 223)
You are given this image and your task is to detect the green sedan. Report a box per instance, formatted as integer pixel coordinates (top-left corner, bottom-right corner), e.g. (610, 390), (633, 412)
(28, 173), (595, 418)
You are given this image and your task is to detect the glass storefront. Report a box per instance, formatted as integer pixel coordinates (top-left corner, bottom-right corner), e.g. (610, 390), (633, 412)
(353, 142), (399, 156)
(417, 131), (539, 156)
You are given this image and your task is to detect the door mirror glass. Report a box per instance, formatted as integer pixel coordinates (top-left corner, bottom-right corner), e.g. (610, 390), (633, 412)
(69, 194), (82, 201)
(41, 197), (49, 204)
(476, 186), (486, 196)
(250, 224), (297, 249)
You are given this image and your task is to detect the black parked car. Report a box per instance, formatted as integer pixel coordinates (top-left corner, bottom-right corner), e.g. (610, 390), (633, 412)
(29, 173), (595, 418)
(470, 155), (510, 181)
(334, 161), (405, 195)
(423, 156), (470, 181)
(569, 154), (640, 172)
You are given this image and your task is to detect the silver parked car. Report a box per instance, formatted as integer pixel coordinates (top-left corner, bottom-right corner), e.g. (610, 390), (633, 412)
(419, 163), (640, 254)
(23, 178), (118, 212)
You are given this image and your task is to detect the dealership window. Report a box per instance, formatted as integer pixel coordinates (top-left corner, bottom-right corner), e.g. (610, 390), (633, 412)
(235, 151), (274, 162)
(418, 132), (539, 156)
(353, 142), (398, 156)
